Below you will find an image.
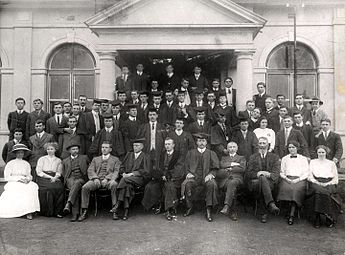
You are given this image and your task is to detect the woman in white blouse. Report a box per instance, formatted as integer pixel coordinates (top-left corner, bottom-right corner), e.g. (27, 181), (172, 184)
(36, 142), (64, 217)
(253, 117), (275, 152)
(305, 145), (340, 228)
(277, 141), (309, 225)
(0, 144), (40, 219)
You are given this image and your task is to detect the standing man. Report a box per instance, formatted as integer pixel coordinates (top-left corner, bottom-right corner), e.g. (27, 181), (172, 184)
(218, 142), (246, 221)
(26, 98), (51, 140)
(291, 94), (312, 125)
(246, 137), (280, 223)
(275, 94), (288, 111)
(116, 65), (132, 98)
(173, 90), (194, 127)
(183, 133), (219, 222)
(63, 102), (72, 118)
(112, 138), (151, 220)
(238, 100), (255, 120)
(78, 95), (91, 113)
(275, 116), (309, 159)
(110, 100), (124, 131)
(131, 63), (150, 92)
(188, 66), (208, 93)
(46, 102), (68, 142)
(263, 97), (280, 133)
(161, 64), (180, 92)
(223, 77), (237, 111)
(100, 99), (110, 116)
(159, 90), (177, 126)
(120, 104), (141, 153)
(253, 82), (270, 112)
(7, 97), (29, 140)
(214, 92), (238, 128)
(315, 118), (343, 164)
(293, 112), (315, 157)
(62, 144), (89, 222)
(78, 141), (121, 221)
(188, 107), (212, 137)
(310, 97), (328, 135)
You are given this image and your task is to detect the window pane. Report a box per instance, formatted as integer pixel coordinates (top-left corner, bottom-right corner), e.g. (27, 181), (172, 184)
(267, 74), (290, 100)
(50, 47), (72, 69)
(268, 46), (288, 69)
(74, 75), (95, 99)
(50, 75), (70, 99)
(296, 47), (316, 69)
(297, 74), (317, 98)
(73, 46), (95, 69)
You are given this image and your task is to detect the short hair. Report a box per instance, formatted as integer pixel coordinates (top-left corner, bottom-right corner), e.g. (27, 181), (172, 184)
(293, 111), (302, 117)
(15, 97), (26, 104)
(212, 78), (220, 83)
(258, 136), (269, 143)
(33, 98), (43, 104)
(54, 102), (63, 107)
(181, 78), (189, 83)
(78, 95), (87, 99)
(165, 90), (173, 95)
(63, 102), (72, 107)
(287, 140), (300, 149)
(239, 118), (249, 124)
(117, 90), (127, 95)
(13, 128), (23, 133)
(276, 94), (286, 99)
(227, 141), (238, 147)
(315, 145), (331, 155)
(253, 107), (262, 114)
(295, 94), (304, 99)
(321, 118), (331, 124)
(259, 116), (268, 123)
(68, 115), (77, 121)
(175, 117), (185, 123)
(265, 97), (274, 103)
(257, 82), (266, 88)
(279, 106), (288, 111)
(101, 141), (112, 148)
(122, 65), (129, 69)
(73, 103), (80, 107)
(224, 77), (233, 83)
(283, 115), (293, 121)
(165, 137), (175, 144)
(44, 142), (59, 151)
(246, 100), (255, 105)
(34, 119), (45, 125)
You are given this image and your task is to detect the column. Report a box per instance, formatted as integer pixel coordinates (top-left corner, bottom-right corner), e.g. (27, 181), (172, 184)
(98, 51), (117, 100)
(235, 50), (255, 112)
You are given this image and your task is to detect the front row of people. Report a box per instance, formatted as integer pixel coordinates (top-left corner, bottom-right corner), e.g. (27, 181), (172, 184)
(0, 136), (341, 228)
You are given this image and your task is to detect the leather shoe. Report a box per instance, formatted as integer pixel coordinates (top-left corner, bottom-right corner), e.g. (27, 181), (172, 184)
(154, 204), (162, 215)
(229, 211), (238, 221)
(70, 214), (78, 222)
(261, 214), (268, 223)
(110, 202), (119, 213)
(113, 212), (120, 220)
(122, 209), (129, 220)
(78, 209), (88, 222)
(206, 207), (213, 222)
(183, 207), (193, 217)
(166, 211), (172, 221)
(268, 202), (280, 214)
(63, 202), (71, 215)
(220, 204), (230, 215)
(288, 216), (294, 225)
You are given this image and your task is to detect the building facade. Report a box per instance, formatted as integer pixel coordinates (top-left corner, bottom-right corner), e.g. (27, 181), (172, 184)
(0, 0), (344, 167)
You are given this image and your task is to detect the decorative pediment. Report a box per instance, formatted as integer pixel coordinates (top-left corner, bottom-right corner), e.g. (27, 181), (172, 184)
(85, 0), (266, 33)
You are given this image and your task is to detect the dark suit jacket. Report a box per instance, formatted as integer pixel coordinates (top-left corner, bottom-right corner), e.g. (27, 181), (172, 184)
(275, 128), (309, 158)
(153, 150), (184, 181)
(253, 93), (270, 112)
(231, 130), (258, 161)
(188, 74), (208, 90)
(315, 131), (343, 161)
(28, 132), (55, 167)
(45, 115), (69, 141)
(159, 102), (178, 125)
(218, 154), (246, 184)
(167, 130), (196, 158)
(58, 131), (85, 159)
(119, 151), (151, 180)
(223, 87), (237, 112)
(2, 140), (30, 163)
(246, 152), (280, 184)
(293, 124), (315, 157)
(160, 73), (180, 91)
(7, 111), (29, 139)
(263, 108), (280, 133)
(172, 104), (194, 127)
(116, 75), (132, 97)
(131, 73), (150, 92)
(190, 103), (216, 124)
(83, 112), (104, 140)
(87, 155), (121, 181)
(210, 123), (233, 159)
(26, 110), (51, 139)
(188, 121), (212, 136)
(88, 128), (125, 159)
(214, 105), (238, 127)
(62, 155), (89, 184)
(120, 118), (142, 152)
(137, 105), (149, 123)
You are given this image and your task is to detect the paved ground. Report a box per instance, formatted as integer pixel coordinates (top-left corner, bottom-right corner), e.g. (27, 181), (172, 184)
(1, 201), (345, 255)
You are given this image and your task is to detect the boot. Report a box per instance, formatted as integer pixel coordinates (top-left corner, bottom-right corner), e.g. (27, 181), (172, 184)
(183, 207), (193, 217)
(220, 204), (230, 215)
(110, 202), (119, 213)
(63, 201), (72, 215)
(70, 213), (79, 222)
(206, 207), (213, 222)
(123, 208), (129, 220)
(78, 209), (88, 222)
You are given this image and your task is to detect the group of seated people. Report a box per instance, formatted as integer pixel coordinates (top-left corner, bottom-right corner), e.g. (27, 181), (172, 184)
(0, 63), (343, 229)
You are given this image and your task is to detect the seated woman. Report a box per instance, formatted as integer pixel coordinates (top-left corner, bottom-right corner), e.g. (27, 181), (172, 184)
(0, 144), (40, 219)
(305, 145), (341, 228)
(253, 117), (275, 152)
(36, 142), (64, 217)
(277, 141), (309, 225)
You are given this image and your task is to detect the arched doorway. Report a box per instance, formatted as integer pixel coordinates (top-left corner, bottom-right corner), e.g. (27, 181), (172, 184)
(266, 42), (318, 106)
(47, 43), (96, 111)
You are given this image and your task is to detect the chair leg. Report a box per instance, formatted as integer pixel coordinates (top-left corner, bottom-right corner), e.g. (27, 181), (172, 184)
(254, 199), (258, 216)
(94, 192), (98, 217)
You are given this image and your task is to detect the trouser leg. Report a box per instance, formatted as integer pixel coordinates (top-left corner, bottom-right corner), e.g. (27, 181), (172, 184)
(81, 180), (98, 209)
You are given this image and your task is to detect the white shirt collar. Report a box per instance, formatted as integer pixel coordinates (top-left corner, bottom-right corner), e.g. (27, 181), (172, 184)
(17, 109), (23, 114)
(105, 126), (113, 132)
(91, 110), (98, 115)
(179, 102), (185, 107)
(129, 116), (136, 121)
(71, 155), (78, 160)
(167, 72), (173, 78)
(102, 154), (110, 160)
(229, 153), (236, 157)
(285, 126), (293, 132)
(137, 71), (143, 75)
(175, 129), (183, 136)
(197, 147), (206, 153)
(167, 150), (174, 156)
(134, 151), (142, 158)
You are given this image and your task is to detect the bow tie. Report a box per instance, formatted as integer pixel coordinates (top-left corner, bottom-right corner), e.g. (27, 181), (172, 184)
(290, 155), (297, 158)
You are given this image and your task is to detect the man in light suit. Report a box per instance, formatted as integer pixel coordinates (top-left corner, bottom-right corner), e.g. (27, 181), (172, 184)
(315, 118), (343, 164)
(275, 115), (309, 159)
(62, 144), (89, 221)
(78, 141), (121, 221)
(218, 142), (246, 221)
(26, 98), (51, 140)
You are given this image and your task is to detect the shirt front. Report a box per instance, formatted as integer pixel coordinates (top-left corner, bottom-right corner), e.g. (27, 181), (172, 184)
(105, 126), (113, 133)
(197, 147), (206, 154)
(134, 151), (142, 159)
(150, 121), (157, 150)
(175, 129), (183, 136)
(55, 114), (63, 124)
(102, 154), (110, 161)
(129, 116), (136, 121)
(92, 111), (100, 133)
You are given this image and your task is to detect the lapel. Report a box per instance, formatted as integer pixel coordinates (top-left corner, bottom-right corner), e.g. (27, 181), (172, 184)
(168, 151), (179, 169)
(133, 152), (144, 170)
(65, 157), (72, 178)
(106, 156), (115, 173)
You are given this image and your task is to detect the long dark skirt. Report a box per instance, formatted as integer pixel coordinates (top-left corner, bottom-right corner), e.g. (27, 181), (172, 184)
(305, 182), (341, 221)
(37, 176), (64, 217)
(277, 179), (307, 207)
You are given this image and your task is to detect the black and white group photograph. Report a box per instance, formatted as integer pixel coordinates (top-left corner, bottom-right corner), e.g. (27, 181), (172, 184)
(0, 0), (345, 254)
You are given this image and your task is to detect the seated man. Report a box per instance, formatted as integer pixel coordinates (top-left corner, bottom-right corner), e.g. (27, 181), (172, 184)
(246, 137), (280, 223)
(141, 137), (185, 220)
(111, 138), (151, 220)
(78, 141), (121, 221)
(218, 142), (246, 221)
(62, 144), (89, 222)
(182, 133), (219, 222)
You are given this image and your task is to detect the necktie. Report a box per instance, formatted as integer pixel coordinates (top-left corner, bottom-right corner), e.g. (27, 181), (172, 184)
(57, 115), (60, 125)
(227, 88), (231, 94)
(152, 123), (155, 130)
(313, 110), (316, 116)
(324, 132), (328, 140)
(261, 153), (265, 159)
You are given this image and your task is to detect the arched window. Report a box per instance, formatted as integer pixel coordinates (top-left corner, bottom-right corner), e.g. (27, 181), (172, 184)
(47, 44), (95, 111)
(266, 42), (318, 106)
